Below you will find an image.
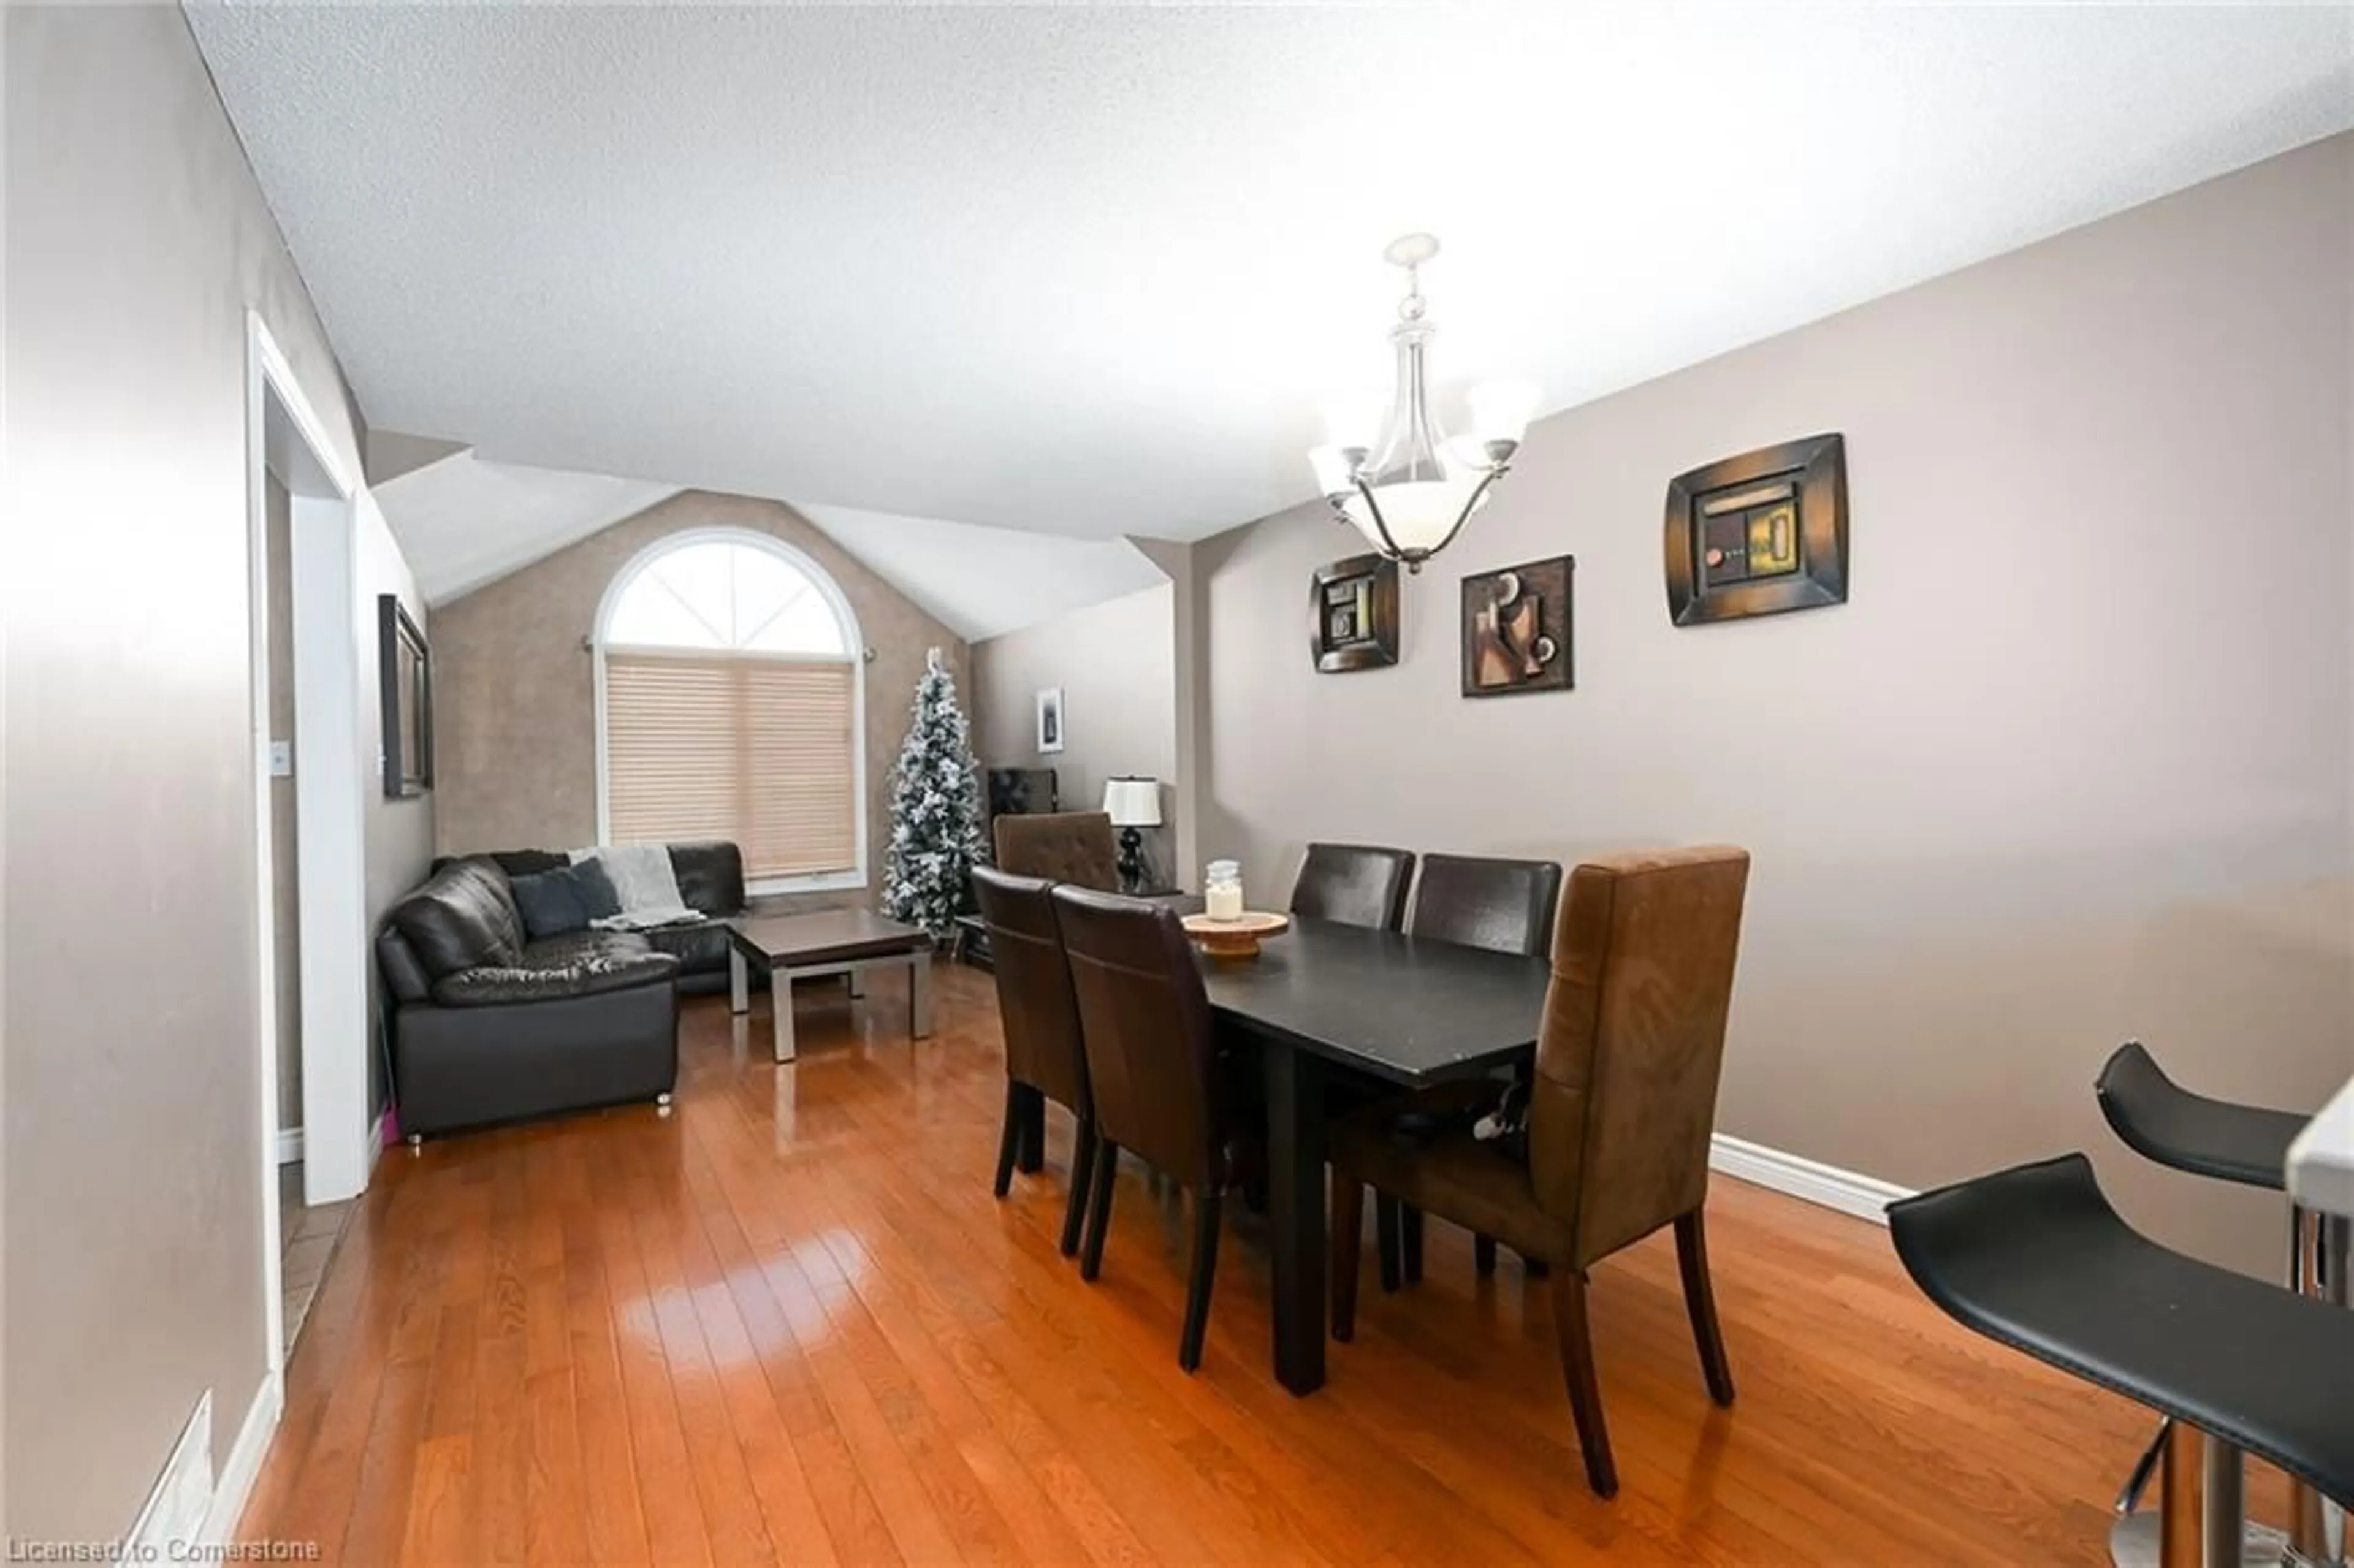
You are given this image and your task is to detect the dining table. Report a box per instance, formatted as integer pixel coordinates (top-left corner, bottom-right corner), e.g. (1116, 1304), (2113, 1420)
(1200, 916), (1555, 1395)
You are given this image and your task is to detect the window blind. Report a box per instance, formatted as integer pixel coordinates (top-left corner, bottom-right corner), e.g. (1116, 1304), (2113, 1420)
(604, 652), (858, 880)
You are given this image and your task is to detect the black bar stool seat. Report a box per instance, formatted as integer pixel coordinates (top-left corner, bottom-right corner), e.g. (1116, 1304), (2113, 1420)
(1889, 1154), (2354, 1511)
(2097, 1042), (2306, 1190)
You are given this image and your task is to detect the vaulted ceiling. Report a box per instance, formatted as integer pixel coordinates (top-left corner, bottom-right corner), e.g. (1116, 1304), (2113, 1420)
(191, 3), (2353, 555)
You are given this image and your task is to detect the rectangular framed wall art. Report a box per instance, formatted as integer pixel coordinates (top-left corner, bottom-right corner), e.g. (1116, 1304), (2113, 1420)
(1664, 432), (1848, 626)
(1309, 552), (1400, 672)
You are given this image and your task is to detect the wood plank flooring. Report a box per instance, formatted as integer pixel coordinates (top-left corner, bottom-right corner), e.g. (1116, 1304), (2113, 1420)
(242, 961), (2245, 1564)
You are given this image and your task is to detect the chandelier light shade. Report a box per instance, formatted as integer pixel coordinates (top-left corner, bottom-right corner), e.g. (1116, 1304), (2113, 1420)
(1308, 234), (1534, 571)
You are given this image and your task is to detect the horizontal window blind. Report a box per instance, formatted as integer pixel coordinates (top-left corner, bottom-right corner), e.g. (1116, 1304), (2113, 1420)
(604, 652), (857, 880)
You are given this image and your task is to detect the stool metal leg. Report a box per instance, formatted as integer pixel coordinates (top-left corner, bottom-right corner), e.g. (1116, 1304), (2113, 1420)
(2117, 1418), (2171, 1516)
(2111, 1422), (2292, 1568)
(2288, 1208), (2350, 1568)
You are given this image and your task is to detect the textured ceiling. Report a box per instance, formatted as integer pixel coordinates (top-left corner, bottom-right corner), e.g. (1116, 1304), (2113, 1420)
(189, 3), (2353, 543)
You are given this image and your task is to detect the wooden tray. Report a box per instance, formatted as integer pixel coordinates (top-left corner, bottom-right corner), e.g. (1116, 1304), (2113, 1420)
(1181, 910), (1290, 961)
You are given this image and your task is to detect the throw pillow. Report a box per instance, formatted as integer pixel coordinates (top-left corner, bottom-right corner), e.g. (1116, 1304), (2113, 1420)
(509, 869), (591, 940)
(568, 858), (623, 921)
(573, 843), (696, 925)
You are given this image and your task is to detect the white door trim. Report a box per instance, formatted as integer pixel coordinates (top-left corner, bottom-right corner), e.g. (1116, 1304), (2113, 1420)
(244, 311), (368, 1421)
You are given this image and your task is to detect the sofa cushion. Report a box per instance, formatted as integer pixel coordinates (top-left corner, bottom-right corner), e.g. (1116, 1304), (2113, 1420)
(389, 859), (525, 980)
(429, 931), (679, 1007)
(669, 842), (747, 917)
(645, 916), (733, 975)
(510, 868), (593, 940)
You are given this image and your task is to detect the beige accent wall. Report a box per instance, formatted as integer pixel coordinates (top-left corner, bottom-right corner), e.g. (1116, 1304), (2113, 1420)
(432, 490), (970, 904)
(973, 584), (1181, 886)
(1194, 133), (2354, 1280)
(2, 4), (387, 1540)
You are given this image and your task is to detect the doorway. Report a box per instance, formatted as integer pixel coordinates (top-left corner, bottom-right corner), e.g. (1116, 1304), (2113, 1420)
(246, 313), (376, 1376)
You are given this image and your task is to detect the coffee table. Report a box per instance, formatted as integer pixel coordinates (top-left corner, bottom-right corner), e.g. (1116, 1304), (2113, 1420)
(724, 910), (934, 1063)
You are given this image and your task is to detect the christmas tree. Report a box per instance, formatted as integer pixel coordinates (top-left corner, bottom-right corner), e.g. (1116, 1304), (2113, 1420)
(882, 648), (989, 938)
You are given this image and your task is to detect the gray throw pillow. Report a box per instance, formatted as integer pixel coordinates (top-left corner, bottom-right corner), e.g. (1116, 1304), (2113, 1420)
(567, 858), (623, 921)
(509, 869), (591, 940)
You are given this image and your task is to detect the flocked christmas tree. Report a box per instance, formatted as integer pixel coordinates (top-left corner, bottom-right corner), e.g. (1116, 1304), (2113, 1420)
(882, 648), (989, 938)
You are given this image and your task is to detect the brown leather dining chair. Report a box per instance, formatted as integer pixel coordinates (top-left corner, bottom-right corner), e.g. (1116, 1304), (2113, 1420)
(1050, 884), (1236, 1372)
(1328, 845), (1751, 1498)
(1397, 853), (1566, 1284)
(994, 811), (1119, 892)
(970, 866), (1097, 1257)
(1289, 842), (1417, 931)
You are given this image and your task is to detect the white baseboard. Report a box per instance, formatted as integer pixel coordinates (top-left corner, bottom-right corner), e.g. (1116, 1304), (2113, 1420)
(199, 1371), (281, 1546)
(1710, 1133), (1914, 1225)
(273, 1128), (303, 1166)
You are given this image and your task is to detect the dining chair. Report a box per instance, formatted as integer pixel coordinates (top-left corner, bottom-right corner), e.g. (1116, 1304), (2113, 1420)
(1328, 845), (1751, 1497)
(970, 866), (1098, 1256)
(1050, 883), (1236, 1372)
(1395, 853), (1566, 1284)
(994, 811), (1120, 892)
(1289, 842), (1417, 931)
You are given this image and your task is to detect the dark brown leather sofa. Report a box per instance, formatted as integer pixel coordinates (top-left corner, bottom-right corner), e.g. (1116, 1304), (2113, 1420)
(378, 845), (745, 1138)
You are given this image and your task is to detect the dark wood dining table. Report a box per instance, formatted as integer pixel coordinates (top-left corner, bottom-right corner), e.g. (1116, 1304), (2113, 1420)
(1202, 916), (1554, 1395)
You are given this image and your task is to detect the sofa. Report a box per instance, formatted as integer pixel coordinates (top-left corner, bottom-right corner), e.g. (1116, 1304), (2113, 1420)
(378, 845), (742, 1138)
(424, 841), (749, 995)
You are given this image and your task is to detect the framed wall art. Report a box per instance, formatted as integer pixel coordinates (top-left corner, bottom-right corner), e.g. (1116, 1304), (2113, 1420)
(379, 593), (434, 797)
(1035, 687), (1065, 753)
(1309, 552), (1400, 673)
(1664, 432), (1848, 626)
(1460, 556), (1574, 697)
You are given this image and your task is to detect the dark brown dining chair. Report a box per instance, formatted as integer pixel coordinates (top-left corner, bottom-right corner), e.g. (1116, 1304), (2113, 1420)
(994, 811), (1119, 892)
(970, 866), (1097, 1256)
(1049, 884), (1235, 1372)
(1329, 845), (1751, 1498)
(1396, 853), (1566, 1284)
(1289, 842), (1416, 931)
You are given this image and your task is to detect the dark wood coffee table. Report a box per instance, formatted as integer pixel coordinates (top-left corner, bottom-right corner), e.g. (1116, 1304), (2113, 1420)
(724, 910), (934, 1063)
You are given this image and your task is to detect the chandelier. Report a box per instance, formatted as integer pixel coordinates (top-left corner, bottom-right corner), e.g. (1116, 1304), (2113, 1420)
(1308, 234), (1535, 571)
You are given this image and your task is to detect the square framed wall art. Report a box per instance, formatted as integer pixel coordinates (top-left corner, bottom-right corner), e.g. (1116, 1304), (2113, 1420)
(1460, 556), (1574, 697)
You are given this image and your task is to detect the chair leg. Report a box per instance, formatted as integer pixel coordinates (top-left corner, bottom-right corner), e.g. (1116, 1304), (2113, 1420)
(1551, 1268), (1618, 1499)
(1474, 1233), (1498, 1277)
(1331, 1179), (1364, 1342)
(1016, 1086), (1046, 1173)
(1059, 1117), (1099, 1258)
(992, 1081), (1024, 1198)
(1674, 1209), (1735, 1406)
(1080, 1140), (1119, 1281)
(1376, 1195), (1401, 1292)
(1178, 1190), (1224, 1373)
(1401, 1205), (1424, 1284)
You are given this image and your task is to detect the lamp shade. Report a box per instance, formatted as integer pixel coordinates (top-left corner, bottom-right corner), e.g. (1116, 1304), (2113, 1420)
(1102, 777), (1162, 828)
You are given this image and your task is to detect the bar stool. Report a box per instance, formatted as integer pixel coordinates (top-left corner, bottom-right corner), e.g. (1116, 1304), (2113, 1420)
(2095, 1042), (2334, 1564)
(1889, 1154), (2354, 1568)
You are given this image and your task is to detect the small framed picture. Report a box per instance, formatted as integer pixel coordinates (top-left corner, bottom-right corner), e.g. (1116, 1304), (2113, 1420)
(1309, 553), (1400, 673)
(1035, 687), (1065, 753)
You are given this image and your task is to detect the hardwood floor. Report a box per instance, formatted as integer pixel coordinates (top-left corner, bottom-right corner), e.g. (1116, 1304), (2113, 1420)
(243, 962), (2216, 1564)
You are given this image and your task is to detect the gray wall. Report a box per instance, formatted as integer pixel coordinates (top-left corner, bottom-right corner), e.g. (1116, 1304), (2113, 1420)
(431, 490), (969, 910)
(973, 584), (1180, 885)
(2, 4), (424, 1540)
(1195, 133), (2354, 1279)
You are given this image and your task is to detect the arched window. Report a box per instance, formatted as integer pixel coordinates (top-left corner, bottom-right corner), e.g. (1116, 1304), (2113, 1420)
(595, 530), (865, 893)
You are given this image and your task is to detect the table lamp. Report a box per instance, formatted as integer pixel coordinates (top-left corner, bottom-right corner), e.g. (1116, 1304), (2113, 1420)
(1102, 777), (1162, 893)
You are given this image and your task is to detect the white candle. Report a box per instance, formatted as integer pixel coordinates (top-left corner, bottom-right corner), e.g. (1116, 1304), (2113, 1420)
(1206, 881), (1244, 921)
